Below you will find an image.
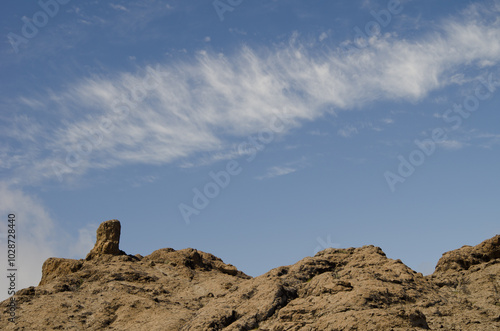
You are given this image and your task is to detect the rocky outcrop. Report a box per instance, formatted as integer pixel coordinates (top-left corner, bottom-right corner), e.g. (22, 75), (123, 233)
(182, 245), (436, 330)
(435, 235), (500, 273)
(85, 219), (126, 260)
(147, 247), (250, 279)
(39, 220), (127, 288)
(39, 258), (83, 286)
(1, 220), (499, 330)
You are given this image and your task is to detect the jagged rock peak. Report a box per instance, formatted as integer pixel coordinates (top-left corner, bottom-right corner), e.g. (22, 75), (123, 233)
(85, 219), (125, 260)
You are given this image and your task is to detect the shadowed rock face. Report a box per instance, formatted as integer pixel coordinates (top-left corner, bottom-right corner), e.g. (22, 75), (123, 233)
(435, 235), (500, 272)
(1, 220), (499, 330)
(85, 219), (125, 260)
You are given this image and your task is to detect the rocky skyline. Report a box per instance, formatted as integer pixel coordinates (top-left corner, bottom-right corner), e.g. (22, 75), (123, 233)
(1, 219), (499, 330)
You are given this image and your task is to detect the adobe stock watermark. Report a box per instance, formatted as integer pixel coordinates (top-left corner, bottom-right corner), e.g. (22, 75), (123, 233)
(51, 66), (165, 182)
(313, 234), (340, 255)
(6, 214), (17, 323)
(213, 0), (244, 22)
(340, 0), (403, 55)
(384, 72), (500, 192)
(178, 109), (294, 225)
(7, 0), (72, 53)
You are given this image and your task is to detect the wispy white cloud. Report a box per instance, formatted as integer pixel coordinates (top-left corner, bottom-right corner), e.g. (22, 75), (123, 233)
(284, 144), (301, 150)
(437, 140), (466, 150)
(360, 0), (376, 10)
(129, 175), (160, 187)
(228, 28), (247, 36)
(337, 125), (359, 138)
(476, 133), (500, 149)
(424, 127), (500, 151)
(66, 223), (96, 258)
(0, 184), (56, 301)
(441, 131), (500, 150)
(319, 32), (328, 42)
(337, 118), (392, 137)
(256, 166), (297, 180)
(309, 129), (329, 137)
(256, 157), (310, 180)
(3, 3), (500, 185)
(0, 183), (100, 301)
(110, 3), (129, 12)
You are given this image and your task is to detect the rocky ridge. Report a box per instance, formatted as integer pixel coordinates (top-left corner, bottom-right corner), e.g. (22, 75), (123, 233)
(1, 220), (499, 330)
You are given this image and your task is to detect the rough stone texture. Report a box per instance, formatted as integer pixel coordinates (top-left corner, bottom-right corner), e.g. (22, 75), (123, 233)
(85, 219), (125, 261)
(1, 221), (498, 330)
(39, 258), (83, 286)
(434, 235), (500, 273)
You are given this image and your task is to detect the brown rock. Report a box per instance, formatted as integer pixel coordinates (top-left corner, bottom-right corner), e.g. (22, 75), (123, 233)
(86, 219), (126, 260)
(435, 235), (500, 273)
(1, 221), (499, 330)
(39, 258), (83, 286)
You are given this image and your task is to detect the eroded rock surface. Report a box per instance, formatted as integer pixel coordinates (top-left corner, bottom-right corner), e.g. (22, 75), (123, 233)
(435, 235), (500, 273)
(86, 219), (126, 260)
(1, 220), (498, 330)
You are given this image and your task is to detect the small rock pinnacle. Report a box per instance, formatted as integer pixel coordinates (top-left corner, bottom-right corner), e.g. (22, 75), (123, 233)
(86, 219), (125, 260)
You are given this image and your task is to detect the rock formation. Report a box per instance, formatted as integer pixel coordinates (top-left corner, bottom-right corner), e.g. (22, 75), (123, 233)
(85, 219), (126, 260)
(434, 235), (500, 273)
(1, 220), (499, 330)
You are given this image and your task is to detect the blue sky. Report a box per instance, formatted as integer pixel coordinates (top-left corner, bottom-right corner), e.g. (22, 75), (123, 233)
(1, 0), (500, 300)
